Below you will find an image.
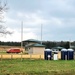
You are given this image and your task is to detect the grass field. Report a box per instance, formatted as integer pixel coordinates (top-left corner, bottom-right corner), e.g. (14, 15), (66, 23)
(0, 59), (75, 75)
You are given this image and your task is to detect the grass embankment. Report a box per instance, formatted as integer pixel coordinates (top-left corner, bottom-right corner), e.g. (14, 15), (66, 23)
(0, 59), (75, 75)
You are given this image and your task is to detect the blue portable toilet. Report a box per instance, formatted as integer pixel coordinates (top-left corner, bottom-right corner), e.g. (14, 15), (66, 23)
(67, 49), (74, 60)
(44, 49), (52, 60)
(61, 49), (68, 60)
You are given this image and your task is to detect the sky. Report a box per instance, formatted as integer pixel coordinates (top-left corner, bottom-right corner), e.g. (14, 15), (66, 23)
(0, 0), (75, 42)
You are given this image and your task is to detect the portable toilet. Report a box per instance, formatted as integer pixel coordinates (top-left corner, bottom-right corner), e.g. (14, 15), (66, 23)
(67, 49), (74, 60)
(53, 52), (58, 60)
(61, 49), (68, 60)
(44, 49), (52, 60)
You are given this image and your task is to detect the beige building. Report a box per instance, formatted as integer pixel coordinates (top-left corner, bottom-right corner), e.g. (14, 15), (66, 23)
(24, 39), (45, 54)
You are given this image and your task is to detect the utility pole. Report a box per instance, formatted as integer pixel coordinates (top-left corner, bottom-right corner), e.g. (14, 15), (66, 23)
(21, 21), (23, 52)
(41, 24), (42, 45)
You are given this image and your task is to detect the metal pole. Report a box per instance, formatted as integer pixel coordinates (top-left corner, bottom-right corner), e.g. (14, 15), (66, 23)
(21, 21), (23, 52)
(41, 24), (42, 45)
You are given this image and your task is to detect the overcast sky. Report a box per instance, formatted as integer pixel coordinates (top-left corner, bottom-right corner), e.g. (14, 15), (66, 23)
(1, 0), (75, 42)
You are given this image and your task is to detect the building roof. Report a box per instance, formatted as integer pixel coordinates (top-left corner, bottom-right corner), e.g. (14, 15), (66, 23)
(24, 39), (40, 43)
(27, 43), (45, 47)
(70, 46), (75, 49)
(32, 44), (45, 47)
(52, 46), (65, 49)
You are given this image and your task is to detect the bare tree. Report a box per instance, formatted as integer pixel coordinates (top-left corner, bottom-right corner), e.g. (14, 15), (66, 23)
(0, 0), (12, 35)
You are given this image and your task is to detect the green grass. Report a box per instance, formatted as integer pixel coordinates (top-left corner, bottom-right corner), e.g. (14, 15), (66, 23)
(0, 59), (75, 75)
(0, 52), (7, 54)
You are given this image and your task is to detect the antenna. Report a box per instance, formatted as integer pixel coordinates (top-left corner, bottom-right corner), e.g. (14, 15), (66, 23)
(21, 21), (23, 51)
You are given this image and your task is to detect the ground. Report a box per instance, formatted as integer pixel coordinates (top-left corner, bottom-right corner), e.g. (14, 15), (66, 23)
(0, 59), (75, 75)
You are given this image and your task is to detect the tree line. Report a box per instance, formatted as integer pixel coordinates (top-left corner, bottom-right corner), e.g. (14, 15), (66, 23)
(0, 41), (75, 49)
(0, 41), (21, 46)
(42, 41), (75, 49)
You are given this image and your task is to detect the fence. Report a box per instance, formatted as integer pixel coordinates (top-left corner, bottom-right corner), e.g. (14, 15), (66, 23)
(1, 52), (74, 60)
(0, 54), (44, 60)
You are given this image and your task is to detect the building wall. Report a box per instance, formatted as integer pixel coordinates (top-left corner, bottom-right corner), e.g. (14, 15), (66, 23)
(28, 47), (33, 54)
(32, 47), (45, 54)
